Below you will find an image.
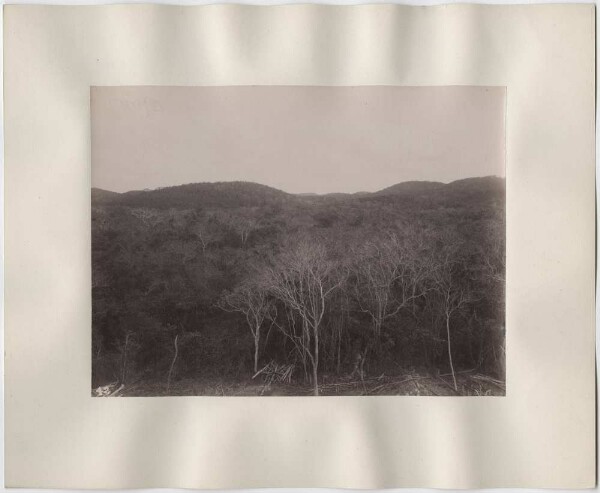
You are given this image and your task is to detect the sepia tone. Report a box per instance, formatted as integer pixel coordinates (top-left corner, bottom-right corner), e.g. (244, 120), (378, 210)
(92, 86), (506, 397)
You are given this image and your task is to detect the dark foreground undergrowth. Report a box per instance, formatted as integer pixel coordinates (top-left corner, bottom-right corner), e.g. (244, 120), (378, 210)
(94, 370), (505, 397)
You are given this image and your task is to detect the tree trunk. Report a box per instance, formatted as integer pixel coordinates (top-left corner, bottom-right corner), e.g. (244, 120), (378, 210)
(313, 325), (319, 396)
(302, 320), (310, 383)
(446, 314), (458, 391)
(336, 326), (342, 375)
(253, 331), (260, 374)
(120, 332), (131, 384)
(167, 334), (179, 393)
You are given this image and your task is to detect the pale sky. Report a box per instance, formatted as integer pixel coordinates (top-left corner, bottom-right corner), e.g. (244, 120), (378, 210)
(91, 86), (505, 194)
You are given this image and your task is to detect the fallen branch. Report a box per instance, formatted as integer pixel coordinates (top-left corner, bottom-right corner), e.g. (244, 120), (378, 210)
(437, 376), (459, 394)
(471, 374), (506, 389)
(365, 376), (431, 395)
(440, 368), (476, 377)
(110, 384), (125, 396)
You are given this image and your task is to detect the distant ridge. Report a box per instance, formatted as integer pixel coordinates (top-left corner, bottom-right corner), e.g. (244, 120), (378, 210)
(92, 176), (504, 209)
(374, 181), (444, 196)
(92, 181), (294, 209)
(444, 175), (505, 190)
(92, 188), (121, 203)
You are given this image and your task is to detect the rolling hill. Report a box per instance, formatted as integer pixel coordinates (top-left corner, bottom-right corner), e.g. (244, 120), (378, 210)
(92, 176), (504, 210)
(92, 174), (505, 394)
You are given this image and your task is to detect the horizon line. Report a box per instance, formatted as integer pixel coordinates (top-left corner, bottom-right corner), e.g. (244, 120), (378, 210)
(92, 174), (505, 196)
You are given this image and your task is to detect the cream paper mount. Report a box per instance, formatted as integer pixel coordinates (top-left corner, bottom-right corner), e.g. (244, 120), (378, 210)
(4, 4), (596, 489)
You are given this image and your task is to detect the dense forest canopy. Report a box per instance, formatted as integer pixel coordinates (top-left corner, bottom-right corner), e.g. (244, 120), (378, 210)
(92, 176), (505, 396)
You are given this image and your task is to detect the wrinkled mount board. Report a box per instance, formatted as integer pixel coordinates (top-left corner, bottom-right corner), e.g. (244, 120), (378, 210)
(3, 4), (595, 489)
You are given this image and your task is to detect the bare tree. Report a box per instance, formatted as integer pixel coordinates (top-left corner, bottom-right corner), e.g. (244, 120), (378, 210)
(432, 247), (474, 391)
(221, 209), (259, 246)
(191, 213), (221, 254)
(237, 217), (258, 246)
(116, 331), (134, 384)
(166, 333), (180, 393)
(267, 303), (310, 381)
(479, 219), (505, 285)
(326, 290), (350, 375)
(476, 216), (505, 378)
(165, 329), (202, 392)
(353, 237), (400, 338)
(218, 279), (273, 374)
(265, 239), (344, 395)
(353, 233), (432, 342)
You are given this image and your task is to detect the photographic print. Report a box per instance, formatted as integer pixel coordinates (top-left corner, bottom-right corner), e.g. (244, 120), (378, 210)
(92, 86), (505, 397)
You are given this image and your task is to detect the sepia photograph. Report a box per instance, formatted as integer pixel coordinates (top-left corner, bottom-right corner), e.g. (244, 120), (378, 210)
(91, 86), (505, 397)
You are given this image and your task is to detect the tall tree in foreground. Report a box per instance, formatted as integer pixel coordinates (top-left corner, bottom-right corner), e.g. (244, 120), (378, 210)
(218, 278), (273, 374)
(432, 245), (474, 391)
(265, 239), (344, 395)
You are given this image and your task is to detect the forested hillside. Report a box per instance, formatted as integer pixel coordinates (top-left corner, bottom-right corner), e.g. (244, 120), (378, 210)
(92, 177), (505, 396)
